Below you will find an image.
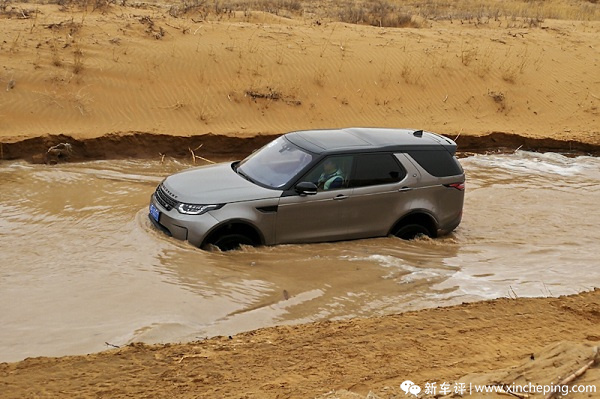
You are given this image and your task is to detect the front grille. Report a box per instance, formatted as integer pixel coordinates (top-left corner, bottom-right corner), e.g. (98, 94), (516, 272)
(155, 184), (178, 211)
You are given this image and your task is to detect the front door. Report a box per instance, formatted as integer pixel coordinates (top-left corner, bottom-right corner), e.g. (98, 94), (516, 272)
(275, 155), (354, 244)
(275, 188), (353, 244)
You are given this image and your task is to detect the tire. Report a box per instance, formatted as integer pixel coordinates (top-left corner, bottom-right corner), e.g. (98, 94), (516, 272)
(393, 224), (431, 240)
(211, 233), (255, 251)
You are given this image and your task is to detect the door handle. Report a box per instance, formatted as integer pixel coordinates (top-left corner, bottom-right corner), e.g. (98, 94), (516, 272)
(398, 187), (412, 192)
(333, 194), (348, 200)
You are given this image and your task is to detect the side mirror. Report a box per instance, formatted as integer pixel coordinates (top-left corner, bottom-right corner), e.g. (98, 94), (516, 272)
(295, 182), (318, 196)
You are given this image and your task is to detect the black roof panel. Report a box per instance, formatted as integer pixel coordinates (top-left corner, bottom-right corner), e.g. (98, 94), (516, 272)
(285, 128), (456, 154)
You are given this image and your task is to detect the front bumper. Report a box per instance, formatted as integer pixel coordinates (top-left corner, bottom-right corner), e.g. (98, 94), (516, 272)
(149, 194), (219, 247)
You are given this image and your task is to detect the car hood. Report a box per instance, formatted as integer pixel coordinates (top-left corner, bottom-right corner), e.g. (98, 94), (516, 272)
(162, 162), (281, 204)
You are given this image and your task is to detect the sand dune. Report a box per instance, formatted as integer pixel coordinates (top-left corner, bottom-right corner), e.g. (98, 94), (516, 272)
(1, 2), (599, 151)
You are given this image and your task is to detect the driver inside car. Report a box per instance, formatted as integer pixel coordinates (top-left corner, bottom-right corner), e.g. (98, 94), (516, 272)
(317, 159), (344, 190)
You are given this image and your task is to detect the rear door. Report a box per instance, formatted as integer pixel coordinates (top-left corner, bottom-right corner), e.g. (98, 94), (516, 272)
(343, 153), (421, 239)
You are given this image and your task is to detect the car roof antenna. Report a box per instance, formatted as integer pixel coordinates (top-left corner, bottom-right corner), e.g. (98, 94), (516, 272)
(413, 130), (423, 138)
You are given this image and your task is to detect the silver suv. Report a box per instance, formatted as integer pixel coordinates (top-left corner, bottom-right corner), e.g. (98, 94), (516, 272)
(149, 128), (465, 250)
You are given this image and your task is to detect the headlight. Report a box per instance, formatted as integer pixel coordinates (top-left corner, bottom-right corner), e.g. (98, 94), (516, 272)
(176, 203), (224, 215)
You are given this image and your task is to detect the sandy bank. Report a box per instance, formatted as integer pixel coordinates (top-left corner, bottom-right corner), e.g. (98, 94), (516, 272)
(1, 289), (599, 398)
(2, 131), (600, 164)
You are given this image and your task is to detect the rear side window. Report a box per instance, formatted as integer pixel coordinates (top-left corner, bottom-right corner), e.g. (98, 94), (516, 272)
(350, 154), (406, 187)
(407, 150), (463, 177)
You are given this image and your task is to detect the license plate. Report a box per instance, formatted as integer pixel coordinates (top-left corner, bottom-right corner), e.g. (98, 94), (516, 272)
(149, 203), (160, 222)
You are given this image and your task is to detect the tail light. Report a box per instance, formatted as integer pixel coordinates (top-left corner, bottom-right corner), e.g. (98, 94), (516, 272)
(445, 182), (465, 191)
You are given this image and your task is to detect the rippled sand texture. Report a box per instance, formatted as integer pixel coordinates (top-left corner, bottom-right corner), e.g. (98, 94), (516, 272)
(1, 3), (599, 145)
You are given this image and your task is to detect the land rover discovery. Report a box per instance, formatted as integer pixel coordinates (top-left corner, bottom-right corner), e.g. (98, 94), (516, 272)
(149, 128), (465, 250)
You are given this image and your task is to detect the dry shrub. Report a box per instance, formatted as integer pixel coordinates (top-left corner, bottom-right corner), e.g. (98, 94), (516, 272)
(19, 0), (598, 22)
(168, 0), (420, 27)
(337, 3), (366, 25)
(367, 0), (415, 27)
(337, 0), (419, 28)
(261, 0), (302, 14)
(0, 3), (39, 19)
(169, 0), (208, 18)
(525, 17), (543, 27)
(360, 0), (599, 22)
(139, 16), (165, 39)
(49, 0), (117, 12)
(169, 0), (302, 19)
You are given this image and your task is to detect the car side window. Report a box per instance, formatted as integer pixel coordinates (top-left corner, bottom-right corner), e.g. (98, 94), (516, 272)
(406, 150), (463, 177)
(349, 153), (406, 188)
(299, 155), (354, 191)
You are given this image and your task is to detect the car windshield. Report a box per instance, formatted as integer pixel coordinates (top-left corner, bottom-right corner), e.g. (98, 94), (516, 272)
(236, 137), (313, 189)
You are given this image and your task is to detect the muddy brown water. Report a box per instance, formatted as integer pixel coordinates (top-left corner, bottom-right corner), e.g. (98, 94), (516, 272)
(1, 152), (599, 362)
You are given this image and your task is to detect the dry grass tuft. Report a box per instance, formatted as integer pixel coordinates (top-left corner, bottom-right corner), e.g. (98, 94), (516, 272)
(35, 87), (94, 115)
(245, 86), (301, 106)
(139, 16), (165, 39)
(72, 46), (84, 74)
(50, 38), (63, 67)
(245, 87), (283, 101)
(488, 90), (507, 112)
(460, 45), (478, 67)
(42, 0), (117, 12)
(336, 0), (421, 28)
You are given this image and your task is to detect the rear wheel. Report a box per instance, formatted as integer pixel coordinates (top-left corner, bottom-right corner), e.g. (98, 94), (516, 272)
(210, 233), (255, 251)
(393, 224), (431, 240)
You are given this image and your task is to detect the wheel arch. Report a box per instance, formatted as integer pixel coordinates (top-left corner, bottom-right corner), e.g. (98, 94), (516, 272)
(389, 211), (439, 238)
(201, 219), (264, 248)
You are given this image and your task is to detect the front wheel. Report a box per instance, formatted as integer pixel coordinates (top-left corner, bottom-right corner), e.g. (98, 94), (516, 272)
(393, 224), (431, 240)
(210, 233), (255, 251)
